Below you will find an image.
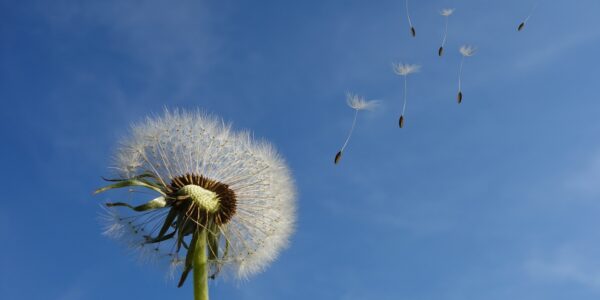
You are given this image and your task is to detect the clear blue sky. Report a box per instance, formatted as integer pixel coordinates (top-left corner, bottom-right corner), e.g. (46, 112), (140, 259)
(3, 0), (600, 299)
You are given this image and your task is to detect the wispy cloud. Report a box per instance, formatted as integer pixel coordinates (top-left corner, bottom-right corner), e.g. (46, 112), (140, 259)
(38, 0), (224, 101)
(526, 245), (600, 289)
(563, 151), (600, 198)
(514, 30), (600, 71)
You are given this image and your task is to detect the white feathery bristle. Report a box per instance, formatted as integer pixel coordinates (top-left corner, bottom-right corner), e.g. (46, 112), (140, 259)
(440, 8), (454, 16)
(345, 92), (379, 111)
(460, 45), (477, 57)
(393, 63), (421, 76)
(110, 109), (297, 280)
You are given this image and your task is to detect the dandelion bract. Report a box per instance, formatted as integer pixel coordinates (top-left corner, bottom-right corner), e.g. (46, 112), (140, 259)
(96, 109), (296, 300)
(334, 93), (378, 164)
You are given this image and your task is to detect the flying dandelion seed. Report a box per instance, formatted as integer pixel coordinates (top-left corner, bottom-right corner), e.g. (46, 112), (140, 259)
(393, 63), (421, 128)
(438, 8), (455, 56)
(405, 0), (416, 37)
(334, 93), (379, 165)
(518, 1), (539, 31)
(457, 45), (476, 104)
(95, 109), (296, 300)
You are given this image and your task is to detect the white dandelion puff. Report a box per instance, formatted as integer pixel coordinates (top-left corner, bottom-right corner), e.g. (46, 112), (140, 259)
(346, 92), (379, 111)
(95, 109), (296, 300)
(457, 45), (477, 104)
(518, 1), (540, 31)
(393, 63), (421, 128)
(440, 8), (454, 17)
(438, 8), (455, 56)
(405, 0), (416, 37)
(459, 45), (477, 57)
(334, 93), (379, 165)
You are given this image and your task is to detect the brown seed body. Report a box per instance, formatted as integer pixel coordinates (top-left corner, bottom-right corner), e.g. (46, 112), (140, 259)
(399, 115), (405, 128)
(411, 27), (416, 37)
(334, 151), (343, 164)
(457, 91), (463, 104)
(518, 22), (525, 31)
(438, 46), (444, 56)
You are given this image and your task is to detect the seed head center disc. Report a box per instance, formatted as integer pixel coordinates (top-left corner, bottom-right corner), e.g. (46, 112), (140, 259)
(179, 184), (220, 213)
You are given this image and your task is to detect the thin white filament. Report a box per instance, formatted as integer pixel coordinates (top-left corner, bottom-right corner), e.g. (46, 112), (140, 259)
(523, 1), (540, 23)
(402, 75), (408, 116)
(340, 109), (358, 152)
(441, 16), (449, 48)
(405, 0), (413, 28)
(458, 56), (465, 91)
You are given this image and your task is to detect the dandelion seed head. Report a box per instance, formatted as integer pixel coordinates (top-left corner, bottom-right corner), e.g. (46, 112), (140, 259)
(346, 92), (379, 111)
(440, 8), (455, 17)
(102, 109), (296, 280)
(460, 45), (477, 57)
(393, 63), (421, 76)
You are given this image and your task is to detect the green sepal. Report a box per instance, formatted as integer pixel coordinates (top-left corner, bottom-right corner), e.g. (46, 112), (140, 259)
(155, 208), (178, 240)
(105, 196), (166, 212)
(144, 231), (176, 244)
(95, 178), (166, 196)
(178, 231), (198, 288)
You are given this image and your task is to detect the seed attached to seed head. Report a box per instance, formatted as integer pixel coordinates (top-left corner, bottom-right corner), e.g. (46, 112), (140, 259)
(438, 47), (444, 56)
(399, 115), (405, 128)
(457, 91), (463, 104)
(411, 27), (416, 37)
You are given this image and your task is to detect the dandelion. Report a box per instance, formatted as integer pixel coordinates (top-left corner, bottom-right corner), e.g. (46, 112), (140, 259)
(518, 1), (539, 31)
(457, 45), (476, 104)
(95, 109), (296, 300)
(334, 93), (379, 165)
(393, 63), (421, 128)
(405, 0), (416, 37)
(438, 8), (455, 56)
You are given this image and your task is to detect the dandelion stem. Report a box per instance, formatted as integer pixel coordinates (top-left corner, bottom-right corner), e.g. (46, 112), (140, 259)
(341, 109), (358, 152)
(193, 229), (209, 300)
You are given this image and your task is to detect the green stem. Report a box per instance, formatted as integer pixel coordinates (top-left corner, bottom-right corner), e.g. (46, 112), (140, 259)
(193, 229), (209, 300)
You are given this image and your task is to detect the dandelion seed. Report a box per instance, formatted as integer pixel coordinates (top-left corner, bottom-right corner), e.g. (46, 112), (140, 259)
(393, 63), (421, 128)
(405, 0), (416, 37)
(96, 109), (296, 300)
(438, 8), (455, 56)
(457, 45), (476, 104)
(518, 1), (539, 31)
(334, 93), (379, 165)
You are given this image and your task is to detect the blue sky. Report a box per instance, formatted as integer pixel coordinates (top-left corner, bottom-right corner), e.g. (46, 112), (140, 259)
(3, 0), (600, 299)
